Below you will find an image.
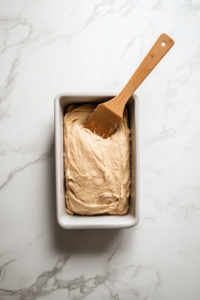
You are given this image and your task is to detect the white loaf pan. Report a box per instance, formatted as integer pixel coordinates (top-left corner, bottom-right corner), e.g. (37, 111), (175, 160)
(54, 92), (139, 229)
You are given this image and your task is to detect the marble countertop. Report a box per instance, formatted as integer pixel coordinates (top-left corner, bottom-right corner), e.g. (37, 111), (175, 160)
(0, 0), (200, 299)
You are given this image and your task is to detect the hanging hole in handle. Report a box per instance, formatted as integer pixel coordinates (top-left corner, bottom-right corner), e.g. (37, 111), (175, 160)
(162, 41), (166, 46)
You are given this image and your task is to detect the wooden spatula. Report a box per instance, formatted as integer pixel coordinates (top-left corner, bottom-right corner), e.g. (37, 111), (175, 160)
(84, 33), (174, 139)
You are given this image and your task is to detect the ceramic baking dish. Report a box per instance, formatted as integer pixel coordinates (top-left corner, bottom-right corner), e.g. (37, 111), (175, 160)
(54, 92), (139, 229)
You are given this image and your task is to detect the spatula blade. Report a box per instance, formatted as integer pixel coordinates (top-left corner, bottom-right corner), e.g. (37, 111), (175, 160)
(84, 103), (122, 139)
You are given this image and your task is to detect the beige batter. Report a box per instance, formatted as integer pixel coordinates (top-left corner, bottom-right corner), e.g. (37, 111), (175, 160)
(63, 104), (130, 215)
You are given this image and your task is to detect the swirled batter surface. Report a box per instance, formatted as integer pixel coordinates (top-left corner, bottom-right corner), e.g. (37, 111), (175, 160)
(64, 104), (130, 215)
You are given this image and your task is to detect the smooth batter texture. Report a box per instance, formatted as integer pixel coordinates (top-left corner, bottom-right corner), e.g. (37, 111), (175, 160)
(63, 104), (130, 215)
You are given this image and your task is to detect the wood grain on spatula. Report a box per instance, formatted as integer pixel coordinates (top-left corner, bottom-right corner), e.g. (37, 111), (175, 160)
(84, 33), (175, 139)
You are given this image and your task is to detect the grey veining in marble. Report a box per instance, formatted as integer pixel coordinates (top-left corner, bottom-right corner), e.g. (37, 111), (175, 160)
(0, 0), (200, 299)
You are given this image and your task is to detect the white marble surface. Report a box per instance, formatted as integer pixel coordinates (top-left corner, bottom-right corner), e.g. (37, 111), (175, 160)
(0, 0), (200, 299)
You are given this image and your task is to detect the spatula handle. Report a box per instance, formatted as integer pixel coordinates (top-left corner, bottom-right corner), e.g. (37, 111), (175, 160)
(115, 33), (174, 107)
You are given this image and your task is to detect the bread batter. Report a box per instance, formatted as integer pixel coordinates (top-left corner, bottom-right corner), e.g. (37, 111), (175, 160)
(63, 104), (130, 215)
